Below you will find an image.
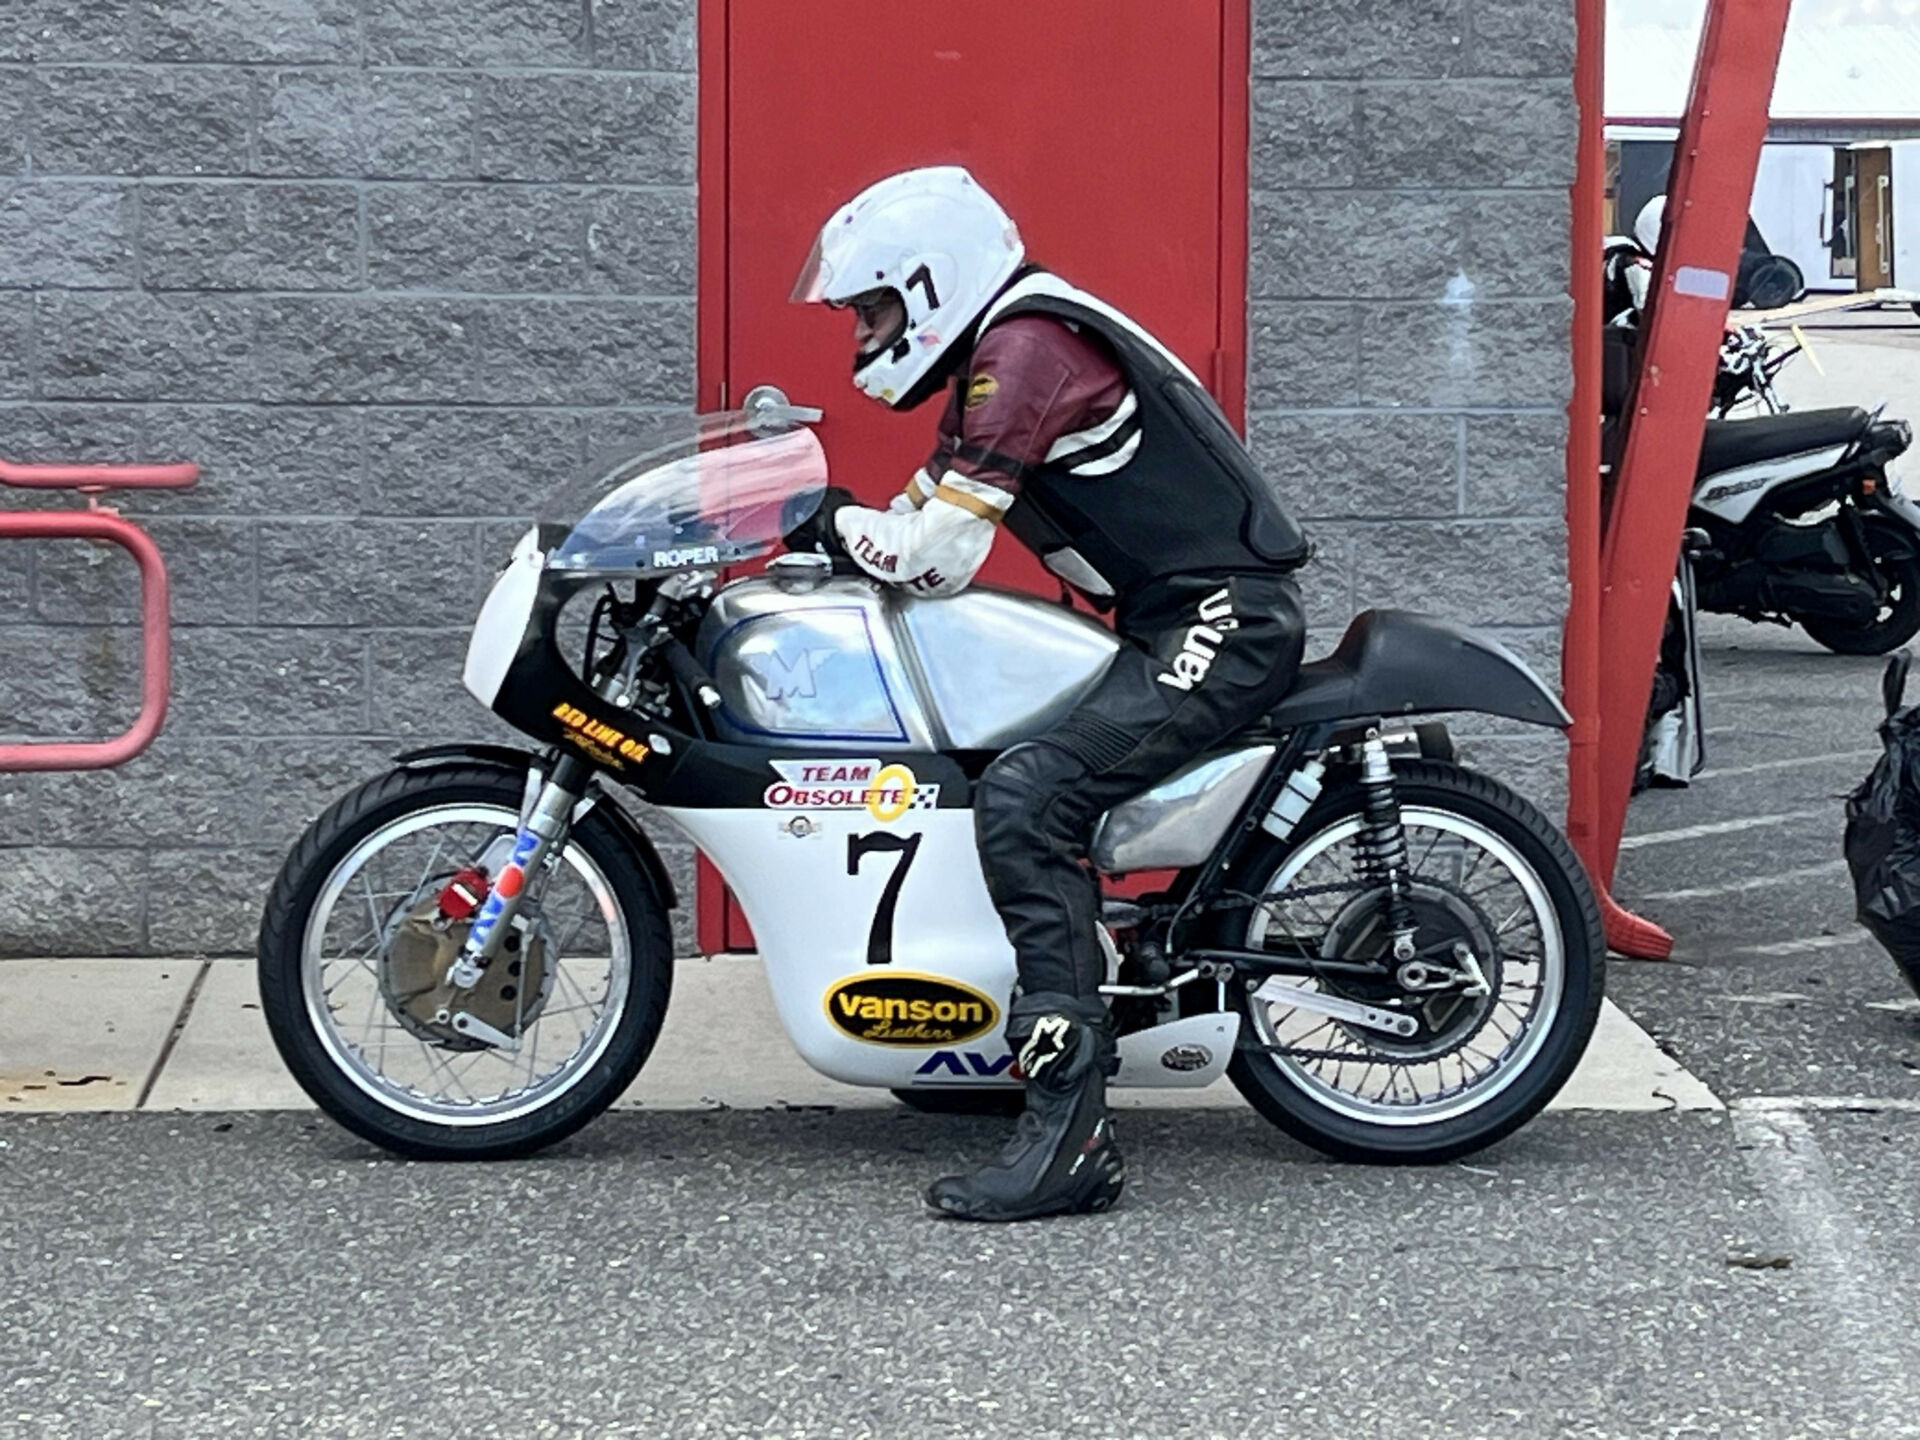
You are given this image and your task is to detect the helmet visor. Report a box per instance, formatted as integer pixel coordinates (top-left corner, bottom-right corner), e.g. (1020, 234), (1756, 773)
(790, 233), (834, 303)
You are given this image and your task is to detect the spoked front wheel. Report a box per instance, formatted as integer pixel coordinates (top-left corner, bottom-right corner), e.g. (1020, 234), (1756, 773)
(257, 764), (673, 1159)
(1216, 760), (1603, 1163)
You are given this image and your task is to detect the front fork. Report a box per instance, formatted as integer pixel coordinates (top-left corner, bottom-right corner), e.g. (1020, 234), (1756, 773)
(438, 753), (592, 1043)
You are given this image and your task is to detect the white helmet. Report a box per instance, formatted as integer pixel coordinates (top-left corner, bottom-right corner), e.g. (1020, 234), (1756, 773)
(1634, 195), (1667, 256)
(792, 166), (1025, 409)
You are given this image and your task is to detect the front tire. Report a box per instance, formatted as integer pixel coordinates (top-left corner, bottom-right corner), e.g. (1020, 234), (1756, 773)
(257, 764), (673, 1160)
(1215, 760), (1604, 1163)
(1801, 514), (1920, 655)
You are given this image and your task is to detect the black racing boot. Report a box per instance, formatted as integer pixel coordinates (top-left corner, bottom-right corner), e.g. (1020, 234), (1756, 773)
(924, 995), (1125, 1222)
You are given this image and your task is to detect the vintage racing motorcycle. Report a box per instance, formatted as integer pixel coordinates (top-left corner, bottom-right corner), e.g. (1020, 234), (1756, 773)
(257, 395), (1604, 1166)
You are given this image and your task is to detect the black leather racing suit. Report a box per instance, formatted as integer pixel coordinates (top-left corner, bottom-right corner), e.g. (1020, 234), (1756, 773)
(887, 271), (1313, 1015)
(829, 269), (1316, 1220)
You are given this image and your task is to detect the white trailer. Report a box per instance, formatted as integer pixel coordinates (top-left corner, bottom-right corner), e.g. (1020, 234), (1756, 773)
(1608, 127), (1848, 299)
(1750, 144), (1845, 294)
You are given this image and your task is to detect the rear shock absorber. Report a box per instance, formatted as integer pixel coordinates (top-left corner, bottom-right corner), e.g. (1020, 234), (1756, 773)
(1356, 732), (1418, 961)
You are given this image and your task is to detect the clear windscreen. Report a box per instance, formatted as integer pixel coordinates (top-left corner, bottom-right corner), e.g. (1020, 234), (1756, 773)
(537, 411), (828, 576)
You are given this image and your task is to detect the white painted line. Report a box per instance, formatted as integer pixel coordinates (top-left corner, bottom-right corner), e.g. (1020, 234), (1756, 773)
(1620, 807), (1831, 850)
(1740, 932), (1872, 958)
(1737, 1095), (1920, 1115)
(1694, 749), (1878, 781)
(1732, 1103), (1920, 1403)
(1550, 999), (1722, 1112)
(1639, 858), (1848, 902)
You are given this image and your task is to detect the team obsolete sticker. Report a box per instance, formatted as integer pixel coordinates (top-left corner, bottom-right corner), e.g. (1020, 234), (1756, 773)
(763, 758), (939, 823)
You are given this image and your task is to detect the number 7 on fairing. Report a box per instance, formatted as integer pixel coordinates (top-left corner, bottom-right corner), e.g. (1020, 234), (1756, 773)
(847, 831), (922, 966)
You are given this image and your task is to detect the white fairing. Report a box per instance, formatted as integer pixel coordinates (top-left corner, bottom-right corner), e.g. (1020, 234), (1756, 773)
(664, 800), (1234, 1089)
(1893, 141), (1920, 290)
(1113, 1013), (1240, 1088)
(463, 527), (543, 707)
(663, 804), (1025, 1088)
(1691, 445), (1850, 525)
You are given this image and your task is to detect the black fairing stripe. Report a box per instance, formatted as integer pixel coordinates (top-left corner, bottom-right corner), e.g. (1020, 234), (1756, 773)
(483, 573), (974, 808)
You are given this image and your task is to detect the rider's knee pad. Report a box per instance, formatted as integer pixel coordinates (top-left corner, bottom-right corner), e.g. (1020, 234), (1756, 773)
(974, 741), (1087, 859)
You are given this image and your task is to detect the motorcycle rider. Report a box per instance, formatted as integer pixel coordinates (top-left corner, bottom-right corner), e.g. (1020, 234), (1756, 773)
(1598, 194), (1705, 788)
(785, 166), (1312, 1221)
(1601, 195), (1663, 327)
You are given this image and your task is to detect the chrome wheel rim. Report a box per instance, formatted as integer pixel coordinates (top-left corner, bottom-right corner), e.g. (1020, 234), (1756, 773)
(1244, 806), (1565, 1127)
(300, 803), (631, 1126)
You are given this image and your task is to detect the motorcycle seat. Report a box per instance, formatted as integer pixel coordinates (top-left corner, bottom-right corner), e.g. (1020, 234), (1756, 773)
(1267, 610), (1569, 731)
(1698, 407), (1870, 476)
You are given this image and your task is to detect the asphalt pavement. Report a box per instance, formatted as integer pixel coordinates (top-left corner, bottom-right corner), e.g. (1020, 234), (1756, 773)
(9, 305), (1920, 1439)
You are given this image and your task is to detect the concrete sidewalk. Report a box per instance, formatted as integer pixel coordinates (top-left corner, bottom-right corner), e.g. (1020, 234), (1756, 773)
(0, 954), (1720, 1116)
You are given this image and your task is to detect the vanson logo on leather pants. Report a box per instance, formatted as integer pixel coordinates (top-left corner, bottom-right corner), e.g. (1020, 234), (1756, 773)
(1156, 587), (1237, 691)
(823, 973), (1000, 1046)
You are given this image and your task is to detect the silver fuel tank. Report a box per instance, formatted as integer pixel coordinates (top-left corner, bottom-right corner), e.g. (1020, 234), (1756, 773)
(696, 572), (1119, 750)
(695, 569), (1282, 874)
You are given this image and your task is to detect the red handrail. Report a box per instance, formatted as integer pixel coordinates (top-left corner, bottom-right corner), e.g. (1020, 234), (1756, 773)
(0, 459), (198, 490)
(0, 511), (174, 771)
(0, 458), (198, 771)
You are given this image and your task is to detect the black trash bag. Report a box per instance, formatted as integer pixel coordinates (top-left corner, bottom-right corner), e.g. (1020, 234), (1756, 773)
(1845, 651), (1920, 995)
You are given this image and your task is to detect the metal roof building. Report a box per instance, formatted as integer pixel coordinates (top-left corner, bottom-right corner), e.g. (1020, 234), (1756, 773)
(1608, 0), (1920, 140)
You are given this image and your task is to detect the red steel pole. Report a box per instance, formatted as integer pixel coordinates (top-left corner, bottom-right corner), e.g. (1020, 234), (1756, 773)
(1564, 0), (1604, 883)
(1590, 0), (1792, 957)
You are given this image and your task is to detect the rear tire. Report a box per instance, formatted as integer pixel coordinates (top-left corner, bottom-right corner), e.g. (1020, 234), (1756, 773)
(1215, 760), (1604, 1164)
(258, 764), (673, 1160)
(1801, 515), (1920, 655)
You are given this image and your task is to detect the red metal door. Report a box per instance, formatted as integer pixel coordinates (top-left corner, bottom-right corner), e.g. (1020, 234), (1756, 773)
(699, 0), (1250, 949)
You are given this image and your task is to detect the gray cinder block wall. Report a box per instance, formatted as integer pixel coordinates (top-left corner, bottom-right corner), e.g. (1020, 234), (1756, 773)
(0, 0), (699, 955)
(0, 0), (1572, 957)
(1247, 0), (1574, 812)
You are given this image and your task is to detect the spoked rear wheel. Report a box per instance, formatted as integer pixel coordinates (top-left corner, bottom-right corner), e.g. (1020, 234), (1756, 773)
(1217, 761), (1603, 1163)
